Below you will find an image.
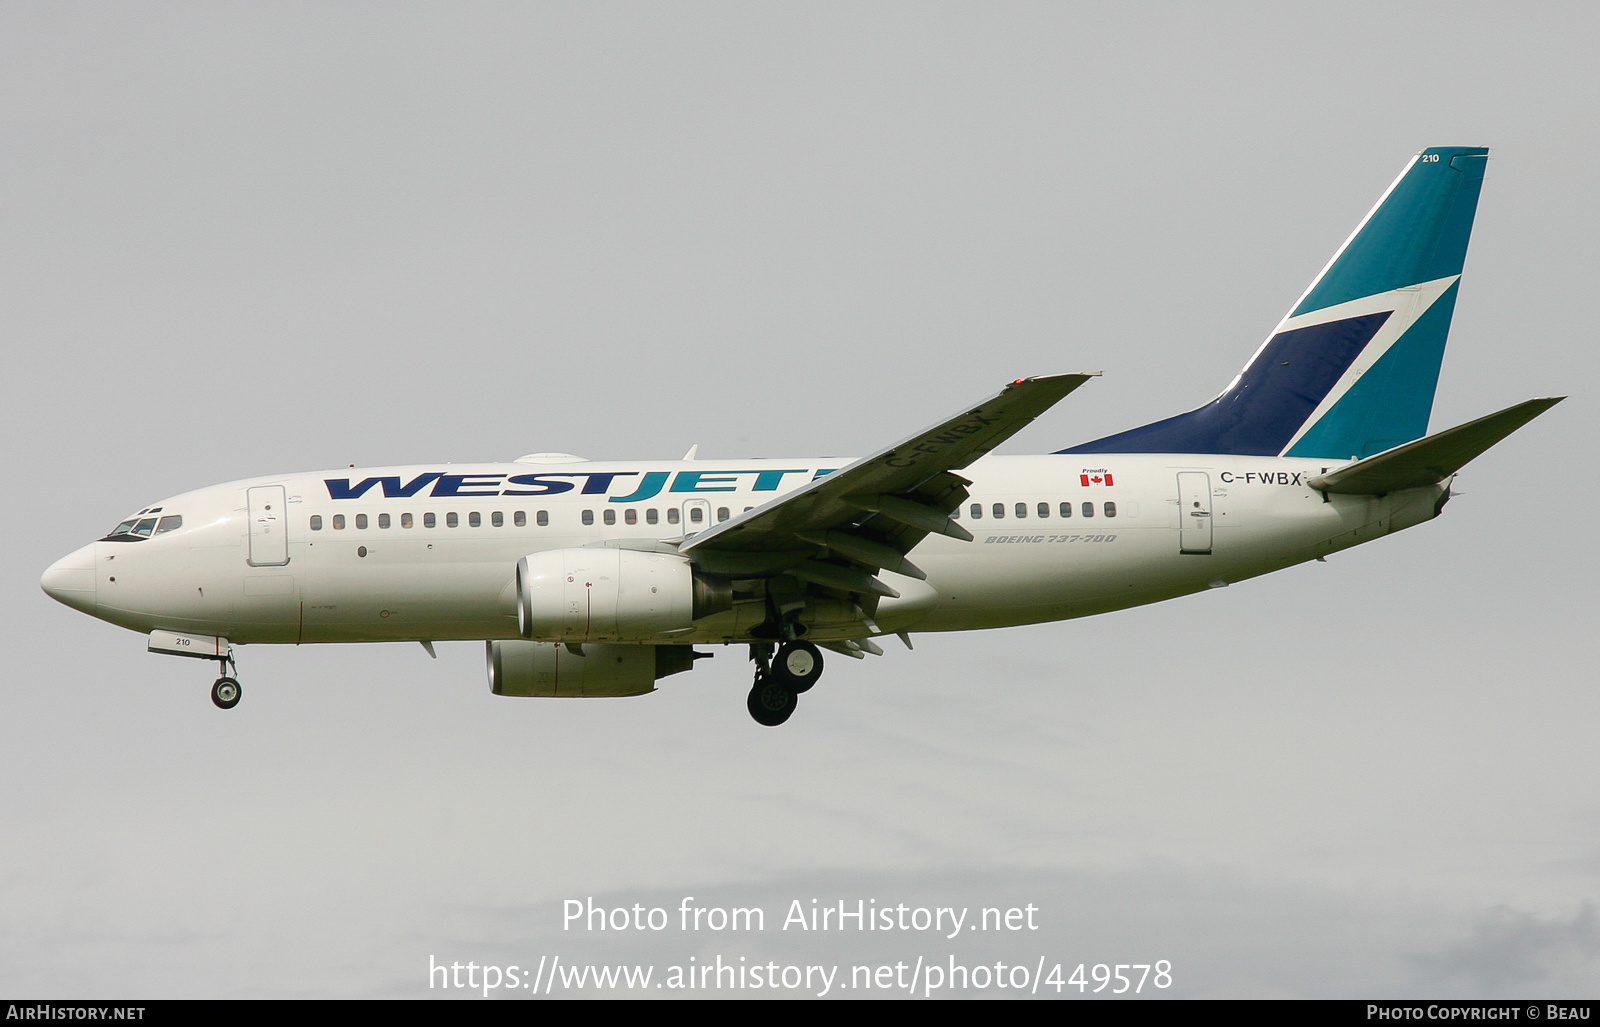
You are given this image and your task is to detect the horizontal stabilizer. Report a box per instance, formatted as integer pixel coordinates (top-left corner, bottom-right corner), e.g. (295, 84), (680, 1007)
(1308, 397), (1564, 495)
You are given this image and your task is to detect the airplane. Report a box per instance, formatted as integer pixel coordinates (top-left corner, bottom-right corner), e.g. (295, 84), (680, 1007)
(41, 146), (1562, 726)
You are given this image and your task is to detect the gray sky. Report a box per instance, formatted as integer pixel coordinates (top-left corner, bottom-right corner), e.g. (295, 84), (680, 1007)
(4, 1), (1597, 998)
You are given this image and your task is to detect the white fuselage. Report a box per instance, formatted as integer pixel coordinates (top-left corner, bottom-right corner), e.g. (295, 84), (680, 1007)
(47, 453), (1444, 648)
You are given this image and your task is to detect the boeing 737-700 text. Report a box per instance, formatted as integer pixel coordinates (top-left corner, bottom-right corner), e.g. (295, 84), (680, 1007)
(42, 147), (1561, 725)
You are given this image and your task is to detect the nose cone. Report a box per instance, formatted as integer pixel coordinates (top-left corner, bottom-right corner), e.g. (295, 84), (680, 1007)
(42, 543), (97, 615)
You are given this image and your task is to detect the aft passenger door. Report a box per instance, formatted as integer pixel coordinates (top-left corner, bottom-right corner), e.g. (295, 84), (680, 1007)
(1177, 472), (1213, 555)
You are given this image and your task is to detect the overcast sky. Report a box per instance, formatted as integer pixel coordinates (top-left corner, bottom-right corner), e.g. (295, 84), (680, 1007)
(4, 1), (1598, 999)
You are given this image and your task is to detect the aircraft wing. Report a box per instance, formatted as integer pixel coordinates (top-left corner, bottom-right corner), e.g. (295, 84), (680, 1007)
(679, 374), (1095, 599)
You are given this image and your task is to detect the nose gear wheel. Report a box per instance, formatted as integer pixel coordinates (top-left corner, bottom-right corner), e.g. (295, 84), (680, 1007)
(211, 676), (241, 710)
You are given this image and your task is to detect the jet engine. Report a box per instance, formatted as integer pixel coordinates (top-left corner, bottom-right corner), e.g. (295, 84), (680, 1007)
(516, 548), (730, 642)
(486, 639), (701, 697)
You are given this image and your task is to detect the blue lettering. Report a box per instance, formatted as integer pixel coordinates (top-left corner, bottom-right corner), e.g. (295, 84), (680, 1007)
(749, 469), (808, 491)
(325, 473), (443, 499)
(670, 471), (738, 493)
(386, 473), (444, 498)
(325, 467), (839, 501)
(580, 472), (636, 495)
(430, 474), (506, 497)
(325, 477), (386, 500)
(610, 471), (669, 504)
(503, 473), (577, 496)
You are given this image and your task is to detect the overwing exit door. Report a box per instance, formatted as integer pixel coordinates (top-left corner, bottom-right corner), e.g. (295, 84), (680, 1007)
(680, 499), (711, 538)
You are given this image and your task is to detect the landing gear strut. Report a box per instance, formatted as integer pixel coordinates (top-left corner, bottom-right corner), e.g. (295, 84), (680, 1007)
(744, 640), (825, 726)
(209, 653), (242, 710)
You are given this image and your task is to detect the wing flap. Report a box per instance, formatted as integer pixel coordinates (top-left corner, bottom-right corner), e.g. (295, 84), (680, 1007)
(845, 494), (973, 541)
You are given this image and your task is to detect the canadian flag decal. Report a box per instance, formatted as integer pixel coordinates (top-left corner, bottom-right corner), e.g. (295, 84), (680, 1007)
(1080, 469), (1114, 487)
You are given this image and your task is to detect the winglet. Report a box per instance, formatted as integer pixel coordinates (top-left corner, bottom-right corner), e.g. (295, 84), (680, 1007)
(1308, 397), (1563, 495)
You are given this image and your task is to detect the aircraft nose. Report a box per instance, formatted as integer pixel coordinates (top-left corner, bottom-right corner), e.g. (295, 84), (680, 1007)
(41, 543), (97, 614)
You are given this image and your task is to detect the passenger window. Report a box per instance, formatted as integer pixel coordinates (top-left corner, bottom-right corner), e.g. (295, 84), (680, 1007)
(492, 511), (503, 527)
(717, 507), (729, 522)
(667, 509), (680, 524)
(333, 514), (346, 530)
(1060, 502), (1072, 518)
(969, 503), (982, 519)
(1104, 502), (1117, 518)
(310, 515), (323, 531)
(992, 503), (1005, 519)
(533, 511), (545, 527)
(379, 513), (391, 529)
(424, 512), (437, 528)
(1038, 502), (1049, 518)
(154, 515), (182, 535)
(469, 511), (481, 527)
(689, 507), (704, 523)
(582, 510), (594, 526)
(446, 512), (458, 528)
(515, 511), (529, 527)
(625, 509), (637, 525)
(1015, 503), (1027, 519)
(401, 513), (414, 528)
(355, 513), (368, 529)
(1082, 502), (1094, 518)
(646, 509), (659, 525)
(603, 509), (616, 525)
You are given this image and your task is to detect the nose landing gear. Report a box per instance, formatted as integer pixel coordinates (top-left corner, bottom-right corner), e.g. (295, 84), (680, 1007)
(211, 676), (242, 710)
(209, 653), (242, 710)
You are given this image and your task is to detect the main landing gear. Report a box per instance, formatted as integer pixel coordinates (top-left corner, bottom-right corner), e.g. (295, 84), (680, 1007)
(746, 640), (824, 727)
(209, 653), (242, 710)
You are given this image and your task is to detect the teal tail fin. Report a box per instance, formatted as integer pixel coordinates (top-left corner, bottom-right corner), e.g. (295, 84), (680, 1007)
(1062, 147), (1488, 459)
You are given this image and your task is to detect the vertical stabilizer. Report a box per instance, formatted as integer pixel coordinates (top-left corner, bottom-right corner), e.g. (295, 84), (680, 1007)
(1061, 147), (1488, 459)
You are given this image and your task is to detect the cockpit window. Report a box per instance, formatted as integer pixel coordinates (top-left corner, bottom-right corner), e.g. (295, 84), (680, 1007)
(101, 513), (181, 542)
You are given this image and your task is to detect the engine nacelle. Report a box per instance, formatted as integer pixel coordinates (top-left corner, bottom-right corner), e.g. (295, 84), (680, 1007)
(486, 640), (700, 697)
(516, 548), (728, 642)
